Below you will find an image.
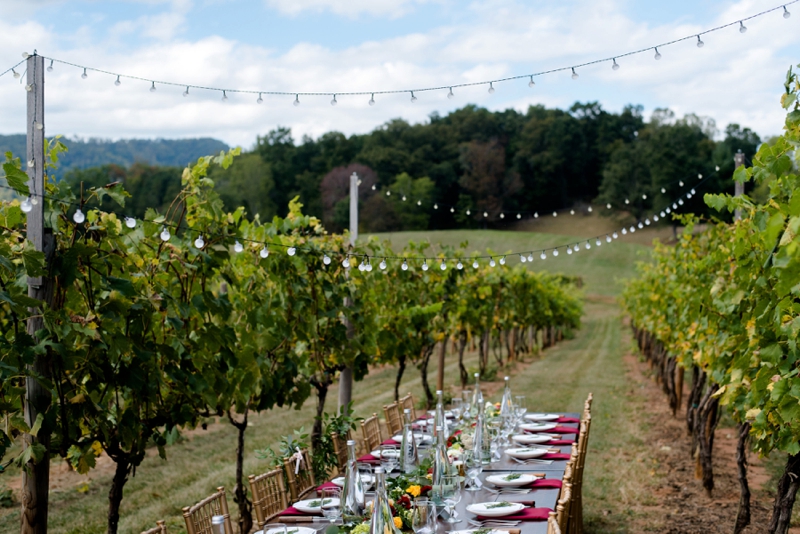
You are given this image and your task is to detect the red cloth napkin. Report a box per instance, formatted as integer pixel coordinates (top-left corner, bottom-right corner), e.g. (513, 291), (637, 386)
(477, 507), (552, 521)
(316, 481), (339, 492)
(557, 416), (580, 424)
(547, 439), (575, 446)
(417, 414), (433, 420)
(278, 506), (320, 517)
(357, 454), (381, 465)
(541, 452), (571, 460)
(382, 439), (400, 446)
(528, 479), (563, 489)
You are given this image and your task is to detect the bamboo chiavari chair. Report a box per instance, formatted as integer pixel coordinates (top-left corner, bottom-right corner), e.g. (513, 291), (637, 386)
(572, 414), (592, 534)
(555, 481), (572, 534)
(400, 393), (416, 421)
(182, 486), (234, 534)
(331, 431), (352, 474)
(283, 448), (316, 501)
(547, 512), (562, 534)
(383, 402), (403, 436)
(361, 413), (383, 452)
(248, 468), (289, 531)
(140, 520), (167, 534)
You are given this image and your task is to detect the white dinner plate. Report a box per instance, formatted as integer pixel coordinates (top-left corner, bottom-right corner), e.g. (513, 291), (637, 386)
(392, 433), (432, 444)
(256, 527), (317, 534)
(466, 502), (526, 517)
(292, 498), (339, 514)
(525, 413), (560, 421)
(331, 474), (374, 488)
(512, 433), (551, 445)
(519, 422), (558, 432)
(370, 448), (400, 459)
(485, 473), (539, 487)
(505, 447), (549, 460)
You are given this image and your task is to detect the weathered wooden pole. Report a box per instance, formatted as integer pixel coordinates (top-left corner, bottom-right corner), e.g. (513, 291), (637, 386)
(338, 172), (358, 412)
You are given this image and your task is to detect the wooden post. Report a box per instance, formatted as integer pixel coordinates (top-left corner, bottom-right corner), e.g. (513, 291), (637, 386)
(436, 340), (446, 392)
(22, 51), (53, 534)
(734, 150), (745, 221)
(338, 172), (358, 412)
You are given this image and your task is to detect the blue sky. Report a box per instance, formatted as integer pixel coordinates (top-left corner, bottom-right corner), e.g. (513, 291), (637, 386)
(0, 0), (797, 146)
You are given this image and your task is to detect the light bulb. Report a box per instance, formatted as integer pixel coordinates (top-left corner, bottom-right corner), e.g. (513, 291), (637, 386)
(585, 242), (591, 249)
(195, 235), (205, 248)
(330, 95), (337, 106)
(666, 207), (672, 214)
(343, 257), (351, 268)
(150, 81), (156, 92)
(386, 191), (391, 196)
(47, 60), (53, 72)
(234, 240), (243, 253)
(372, 185), (376, 191)
(369, 94), (376, 106)
(499, 256), (506, 265)
(434, 204), (438, 209)
(257, 93), (263, 104)
(488, 82), (495, 94)
(35, 122), (43, 130)
(660, 211), (666, 217)
(679, 181), (684, 187)
(570, 209), (575, 215)
(661, 188), (666, 193)
(571, 68), (578, 80)
(466, 210), (471, 216)
(540, 252), (546, 260)
(606, 203), (612, 209)
(379, 259), (387, 270)
(410, 92), (417, 103)
(27, 159), (34, 168)
(625, 199), (630, 205)
(527, 253), (533, 262)
(691, 189), (696, 195)
(678, 199), (684, 206)
(534, 212), (539, 218)
(447, 88), (454, 99)
(402, 195), (407, 201)
(622, 228), (628, 235)
(115, 76), (121, 86)
(483, 211), (488, 218)
(366, 261), (373, 272)
(567, 248), (573, 255)
(612, 59), (620, 71)
(696, 35), (704, 48)
(596, 238), (602, 246)
(499, 213), (505, 219)
(183, 87), (190, 97)
(516, 213), (521, 219)
(160, 226), (170, 241)
(489, 258), (496, 267)
(739, 21), (747, 33)
(261, 247), (270, 259)
(588, 206), (593, 213)
(358, 262), (365, 272)
(440, 261), (446, 271)
(654, 47), (662, 60)
(422, 261), (429, 271)
(612, 232), (618, 239)
(457, 261), (463, 270)
(528, 76), (535, 88)
(450, 207), (454, 213)
(637, 222), (643, 229)
(322, 253), (330, 264)
(672, 203), (678, 210)
(697, 174), (703, 180)
(25, 84), (32, 92)
(573, 244), (580, 252)
(715, 165), (720, 171)
(31, 197), (37, 205)
(606, 235), (612, 243)
(784, 6), (791, 18)
(642, 194), (647, 200)
(294, 94), (300, 106)
(21, 198), (32, 213)
(654, 215), (660, 222)
(287, 246), (296, 256)
(402, 260), (408, 271)
(73, 209), (86, 224)
(417, 200), (422, 206)
(645, 219), (651, 226)
(630, 226), (636, 233)
(687, 193), (692, 199)
(553, 248), (559, 256)
(12, 69), (20, 79)
(552, 211), (557, 217)
(520, 254), (526, 263)
(221, 91), (228, 101)
(81, 68), (88, 79)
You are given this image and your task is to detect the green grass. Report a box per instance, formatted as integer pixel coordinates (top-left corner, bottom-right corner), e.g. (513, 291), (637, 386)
(361, 229), (649, 297)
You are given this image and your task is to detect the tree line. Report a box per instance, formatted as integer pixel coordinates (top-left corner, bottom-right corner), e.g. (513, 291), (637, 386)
(63, 102), (761, 233)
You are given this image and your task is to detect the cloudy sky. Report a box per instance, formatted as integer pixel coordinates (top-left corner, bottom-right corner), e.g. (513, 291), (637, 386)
(0, 0), (797, 148)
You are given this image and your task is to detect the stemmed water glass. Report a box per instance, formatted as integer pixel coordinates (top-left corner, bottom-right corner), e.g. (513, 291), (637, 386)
(380, 444), (398, 473)
(463, 450), (483, 491)
(515, 395), (527, 425)
(319, 488), (341, 524)
(451, 398), (463, 422)
(357, 463), (374, 492)
(440, 474), (462, 523)
(411, 498), (436, 534)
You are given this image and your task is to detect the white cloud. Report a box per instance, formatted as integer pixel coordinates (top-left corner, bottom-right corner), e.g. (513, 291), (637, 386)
(0, 0), (797, 149)
(263, 0), (437, 18)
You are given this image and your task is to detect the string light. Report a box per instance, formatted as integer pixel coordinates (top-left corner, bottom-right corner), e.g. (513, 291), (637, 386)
(115, 75), (121, 86)
(402, 260), (408, 271)
(422, 260), (429, 271)
(571, 68), (579, 79)
(472, 260), (479, 269)
(369, 93), (376, 106)
(434, 203), (438, 209)
(457, 261), (463, 270)
(194, 235), (205, 248)
(150, 81), (156, 92)
(440, 260), (446, 270)
(294, 94), (300, 106)
(287, 246), (297, 256)
(567, 248), (573, 255)
(606, 235), (612, 243)
(553, 248), (559, 256)
(47, 59), (53, 72)
(585, 241), (591, 250)
(234, 240), (243, 253)
(447, 87), (454, 99)
(489, 258), (496, 267)
(184, 86), (190, 97)
(488, 82), (495, 94)
(380, 258), (387, 270)
(520, 254), (527, 263)
(596, 238), (602, 246)
(499, 256), (506, 265)
(739, 21), (747, 33)
(262, 246), (271, 259)
(222, 90), (228, 101)
(330, 94), (337, 106)
(527, 253), (533, 262)
(81, 68), (87, 79)
(540, 251), (546, 260)
(410, 91), (417, 103)
(784, 5), (792, 18)
(696, 35), (704, 48)
(654, 47), (662, 60)
(257, 93), (263, 104)
(73, 208), (85, 224)
(613, 232), (619, 239)
(11, 68), (20, 79)
(160, 226), (170, 241)
(528, 76), (535, 88)
(21, 198), (32, 213)
(343, 256), (351, 268)
(612, 58), (620, 70)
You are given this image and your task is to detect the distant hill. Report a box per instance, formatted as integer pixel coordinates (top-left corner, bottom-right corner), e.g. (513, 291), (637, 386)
(0, 135), (229, 175)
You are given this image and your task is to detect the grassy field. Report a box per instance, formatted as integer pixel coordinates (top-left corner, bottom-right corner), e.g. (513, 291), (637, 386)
(0, 227), (657, 534)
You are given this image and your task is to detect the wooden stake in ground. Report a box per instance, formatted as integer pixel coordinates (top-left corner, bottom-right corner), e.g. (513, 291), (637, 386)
(22, 51), (55, 534)
(338, 172), (358, 412)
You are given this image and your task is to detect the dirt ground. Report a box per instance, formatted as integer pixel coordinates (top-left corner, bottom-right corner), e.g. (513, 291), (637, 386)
(622, 352), (784, 534)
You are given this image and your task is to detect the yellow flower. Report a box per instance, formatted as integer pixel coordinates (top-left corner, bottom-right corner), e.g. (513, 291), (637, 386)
(393, 517), (403, 528)
(406, 485), (421, 497)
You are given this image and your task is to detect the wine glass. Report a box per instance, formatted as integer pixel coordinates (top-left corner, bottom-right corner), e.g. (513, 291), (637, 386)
(380, 444), (398, 473)
(440, 474), (462, 523)
(357, 463), (374, 492)
(319, 488), (341, 524)
(515, 395), (527, 423)
(463, 450), (482, 491)
(451, 398), (463, 422)
(411, 498), (436, 534)
(462, 389), (472, 417)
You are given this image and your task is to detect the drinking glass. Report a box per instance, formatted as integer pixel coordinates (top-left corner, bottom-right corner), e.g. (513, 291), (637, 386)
(451, 398), (463, 422)
(463, 450), (482, 491)
(357, 463), (374, 492)
(461, 389), (472, 417)
(319, 488), (341, 524)
(411, 498), (436, 534)
(380, 444), (398, 473)
(515, 395), (527, 423)
(440, 474), (462, 524)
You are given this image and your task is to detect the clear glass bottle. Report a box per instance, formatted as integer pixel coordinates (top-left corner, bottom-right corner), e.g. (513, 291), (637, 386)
(434, 390), (448, 438)
(471, 373), (483, 418)
(210, 515), (225, 534)
(368, 467), (402, 534)
(473, 409), (492, 465)
(499, 376), (513, 419)
(431, 425), (453, 487)
(400, 408), (419, 474)
(340, 439), (365, 523)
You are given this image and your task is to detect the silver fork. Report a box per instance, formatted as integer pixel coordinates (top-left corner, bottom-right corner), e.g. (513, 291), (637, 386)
(484, 487), (531, 495)
(511, 457), (553, 465)
(468, 520), (521, 527)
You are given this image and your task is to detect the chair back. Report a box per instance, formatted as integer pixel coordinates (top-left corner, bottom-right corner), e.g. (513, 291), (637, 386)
(400, 393), (416, 421)
(182, 486), (234, 534)
(383, 402), (403, 436)
(140, 520), (167, 534)
(361, 413), (383, 452)
(249, 468), (289, 530)
(555, 481), (572, 533)
(331, 431), (351, 474)
(283, 448), (316, 501)
(546, 512), (562, 534)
